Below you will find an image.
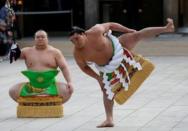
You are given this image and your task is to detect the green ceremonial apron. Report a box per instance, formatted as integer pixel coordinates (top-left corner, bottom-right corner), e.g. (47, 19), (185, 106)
(20, 69), (59, 96)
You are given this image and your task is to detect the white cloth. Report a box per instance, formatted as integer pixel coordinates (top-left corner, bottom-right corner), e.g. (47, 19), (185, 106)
(95, 30), (142, 100)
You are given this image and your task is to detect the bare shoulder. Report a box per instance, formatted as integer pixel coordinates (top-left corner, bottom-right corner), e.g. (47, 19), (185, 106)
(90, 24), (102, 31)
(21, 46), (32, 50)
(48, 45), (60, 51)
(48, 45), (63, 56)
(87, 24), (103, 34)
(21, 46), (33, 53)
(20, 46), (33, 58)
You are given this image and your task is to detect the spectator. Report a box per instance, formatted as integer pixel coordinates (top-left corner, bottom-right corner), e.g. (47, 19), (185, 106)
(0, 0), (15, 59)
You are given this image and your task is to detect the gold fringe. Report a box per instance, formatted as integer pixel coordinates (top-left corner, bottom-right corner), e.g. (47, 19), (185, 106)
(17, 96), (63, 118)
(17, 96), (62, 104)
(114, 55), (155, 105)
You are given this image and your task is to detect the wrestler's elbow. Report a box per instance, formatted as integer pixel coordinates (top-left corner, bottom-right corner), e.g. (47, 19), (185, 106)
(80, 65), (92, 74)
(82, 65), (89, 71)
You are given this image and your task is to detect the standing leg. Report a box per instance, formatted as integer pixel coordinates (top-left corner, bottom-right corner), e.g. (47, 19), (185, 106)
(118, 18), (174, 50)
(97, 89), (114, 128)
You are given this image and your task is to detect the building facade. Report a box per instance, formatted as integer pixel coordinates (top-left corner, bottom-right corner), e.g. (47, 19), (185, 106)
(84, 0), (188, 31)
(14, 0), (188, 36)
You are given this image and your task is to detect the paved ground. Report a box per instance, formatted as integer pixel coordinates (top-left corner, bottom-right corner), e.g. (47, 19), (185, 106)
(0, 35), (188, 131)
(17, 33), (188, 57)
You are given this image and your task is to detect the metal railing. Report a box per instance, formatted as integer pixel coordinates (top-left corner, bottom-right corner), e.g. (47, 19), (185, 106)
(15, 10), (73, 27)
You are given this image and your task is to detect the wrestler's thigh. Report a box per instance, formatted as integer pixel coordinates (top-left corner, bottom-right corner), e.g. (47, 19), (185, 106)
(56, 82), (73, 103)
(118, 32), (140, 50)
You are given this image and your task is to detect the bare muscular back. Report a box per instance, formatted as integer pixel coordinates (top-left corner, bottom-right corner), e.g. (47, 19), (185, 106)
(21, 46), (58, 71)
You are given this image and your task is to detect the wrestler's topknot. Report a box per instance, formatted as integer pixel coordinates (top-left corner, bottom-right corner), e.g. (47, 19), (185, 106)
(69, 26), (85, 36)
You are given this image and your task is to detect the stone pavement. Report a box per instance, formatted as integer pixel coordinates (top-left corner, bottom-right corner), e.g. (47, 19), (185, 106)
(0, 35), (188, 131)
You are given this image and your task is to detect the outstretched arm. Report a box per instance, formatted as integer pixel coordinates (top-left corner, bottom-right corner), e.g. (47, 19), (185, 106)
(90, 22), (136, 35)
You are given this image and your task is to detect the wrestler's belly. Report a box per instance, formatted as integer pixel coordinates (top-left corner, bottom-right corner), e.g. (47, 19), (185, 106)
(85, 44), (113, 65)
(86, 53), (113, 66)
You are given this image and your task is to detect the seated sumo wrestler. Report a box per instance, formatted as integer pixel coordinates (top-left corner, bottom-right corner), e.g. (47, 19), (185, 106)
(9, 30), (73, 104)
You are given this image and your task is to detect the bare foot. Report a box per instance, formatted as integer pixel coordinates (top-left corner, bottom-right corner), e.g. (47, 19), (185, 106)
(166, 18), (175, 32)
(97, 120), (114, 128)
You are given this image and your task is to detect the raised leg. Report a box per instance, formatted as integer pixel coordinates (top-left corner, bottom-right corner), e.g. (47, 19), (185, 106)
(118, 18), (174, 50)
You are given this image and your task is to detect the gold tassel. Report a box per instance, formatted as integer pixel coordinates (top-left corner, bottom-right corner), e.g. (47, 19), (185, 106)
(114, 54), (155, 105)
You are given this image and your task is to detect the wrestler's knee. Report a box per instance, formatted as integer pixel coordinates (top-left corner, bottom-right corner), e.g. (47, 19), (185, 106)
(9, 83), (23, 101)
(9, 86), (15, 98)
(60, 83), (74, 96)
(126, 31), (141, 42)
(134, 30), (143, 40)
(57, 82), (73, 103)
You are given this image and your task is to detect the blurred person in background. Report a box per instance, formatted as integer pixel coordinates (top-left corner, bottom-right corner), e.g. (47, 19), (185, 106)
(0, 0), (15, 61)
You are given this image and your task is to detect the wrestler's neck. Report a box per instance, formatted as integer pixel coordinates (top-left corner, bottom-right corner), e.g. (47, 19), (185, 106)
(35, 44), (48, 50)
(75, 42), (85, 49)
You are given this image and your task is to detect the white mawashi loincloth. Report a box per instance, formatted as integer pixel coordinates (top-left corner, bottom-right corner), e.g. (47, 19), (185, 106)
(95, 30), (142, 100)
